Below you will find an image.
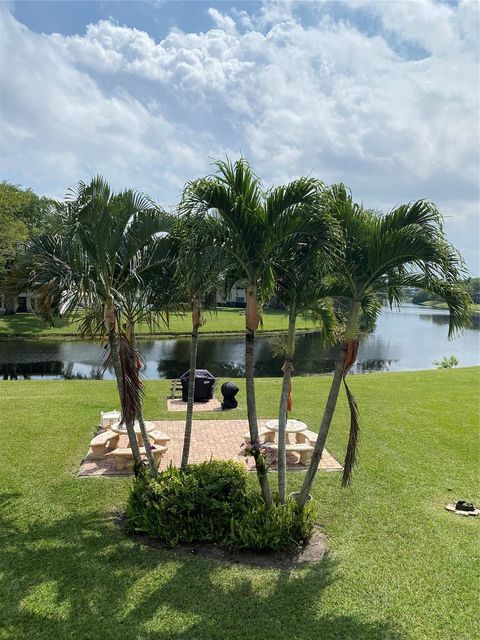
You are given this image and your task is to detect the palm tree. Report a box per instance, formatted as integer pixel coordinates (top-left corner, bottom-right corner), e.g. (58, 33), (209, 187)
(169, 215), (227, 468)
(26, 177), (171, 473)
(118, 231), (174, 476)
(296, 185), (471, 507)
(182, 158), (328, 505)
(274, 246), (337, 502)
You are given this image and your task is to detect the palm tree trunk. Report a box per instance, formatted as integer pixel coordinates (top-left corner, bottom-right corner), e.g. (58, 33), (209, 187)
(297, 302), (361, 507)
(181, 306), (200, 468)
(108, 329), (142, 465)
(277, 309), (296, 503)
(108, 329), (124, 408)
(245, 329), (272, 506)
(137, 410), (157, 476)
(129, 322), (158, 476)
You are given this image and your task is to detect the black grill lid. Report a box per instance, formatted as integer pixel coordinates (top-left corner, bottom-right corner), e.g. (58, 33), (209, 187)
(181, 369), (215, 381)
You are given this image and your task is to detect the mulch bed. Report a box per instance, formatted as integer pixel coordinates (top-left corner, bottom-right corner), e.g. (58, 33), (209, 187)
(113, 512), (328, 569)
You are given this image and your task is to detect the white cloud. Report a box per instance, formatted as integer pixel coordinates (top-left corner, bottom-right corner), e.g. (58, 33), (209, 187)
(207, 8), (237, 34)
(0, 1), (478, 271)
(0, 9), (226, 201)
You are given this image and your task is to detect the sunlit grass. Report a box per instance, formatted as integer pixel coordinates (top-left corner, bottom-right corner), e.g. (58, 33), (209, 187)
(0, 368), (478, 639)
(0, 308), (320, 338)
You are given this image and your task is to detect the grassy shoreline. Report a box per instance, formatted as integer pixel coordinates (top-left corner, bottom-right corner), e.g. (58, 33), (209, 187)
(2, 302), (478, 340)
(0, 326), (321, 342)
(417, 300), (480, 313)
(0, 308), (320, 339)
(1, 368), (479, 640)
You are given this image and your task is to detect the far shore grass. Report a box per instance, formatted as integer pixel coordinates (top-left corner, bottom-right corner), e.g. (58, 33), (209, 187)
(418, 300), (480, 313)
(1, 367), (478, 639)
(0, 307), (320, 339)
(2, 302), (479, 339)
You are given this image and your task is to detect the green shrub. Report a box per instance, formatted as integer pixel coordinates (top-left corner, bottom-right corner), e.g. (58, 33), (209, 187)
(125, 461), (314, 552)
(433, 355), (459, 369)
(226, 497), (315, 552)
(124, 460), (250, 546)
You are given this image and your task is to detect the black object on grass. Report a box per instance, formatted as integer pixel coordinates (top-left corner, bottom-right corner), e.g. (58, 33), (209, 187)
(221, 381), (239, 410)
(455, 500), (476, 512)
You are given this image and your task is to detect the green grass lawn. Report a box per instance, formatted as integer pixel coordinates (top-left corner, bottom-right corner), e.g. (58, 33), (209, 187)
(0, 308), (319, 338)
(1, 368), (478, 640)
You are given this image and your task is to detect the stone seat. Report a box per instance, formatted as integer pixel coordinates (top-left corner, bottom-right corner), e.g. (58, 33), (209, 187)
(266, 442), (314, 465)
(89, 430), (120, 459)
(106, 445), (167, 471)
(100, 410), (120, 429)
(169, 379), (182, 399)
(148, 430), (171, 446)
(295, 430), (318, 444)
(243, 426), (275, 444)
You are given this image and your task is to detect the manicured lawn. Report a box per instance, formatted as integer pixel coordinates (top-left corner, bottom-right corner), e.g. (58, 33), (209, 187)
(1, 368), (478, 639)
(0, 308), (319, 338)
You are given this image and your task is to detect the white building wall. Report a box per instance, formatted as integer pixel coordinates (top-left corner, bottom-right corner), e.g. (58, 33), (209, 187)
(0, 291), (37, 313)
(216, 284), (246, 305)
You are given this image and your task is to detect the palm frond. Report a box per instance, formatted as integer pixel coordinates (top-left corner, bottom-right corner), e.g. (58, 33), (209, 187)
(104, 330), (143, 427)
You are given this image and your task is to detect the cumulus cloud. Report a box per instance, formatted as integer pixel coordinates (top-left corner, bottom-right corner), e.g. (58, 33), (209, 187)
(207, 7), (237, 34)
(0, 9), (227, 201)
(0, 1), (478, 269)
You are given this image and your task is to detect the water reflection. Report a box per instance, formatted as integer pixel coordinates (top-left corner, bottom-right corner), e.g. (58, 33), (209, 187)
(0, 304), (478, 380)
(419, 311), (480, 329)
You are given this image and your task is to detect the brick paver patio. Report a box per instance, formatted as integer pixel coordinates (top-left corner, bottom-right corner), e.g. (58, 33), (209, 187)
(167, 398), (222, 412)
(78, 419), (342, 477)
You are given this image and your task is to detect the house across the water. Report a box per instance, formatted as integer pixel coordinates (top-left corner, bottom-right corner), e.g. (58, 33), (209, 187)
(0, 292), (39, 314)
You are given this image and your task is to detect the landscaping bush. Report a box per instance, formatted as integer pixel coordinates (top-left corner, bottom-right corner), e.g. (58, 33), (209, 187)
(225, 497), (315, 552)
(124, 460), (251, 546)
(124, 460), (314, 552)
(434, 355), (459, 369)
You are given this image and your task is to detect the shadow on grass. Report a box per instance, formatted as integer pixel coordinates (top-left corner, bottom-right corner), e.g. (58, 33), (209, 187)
(0, 492), (406, 640)
(0, 313), (75, 336)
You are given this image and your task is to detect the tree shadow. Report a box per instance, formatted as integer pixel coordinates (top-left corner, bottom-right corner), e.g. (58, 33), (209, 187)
(0, 313), (75, 336)
(0, 492), (406, 640)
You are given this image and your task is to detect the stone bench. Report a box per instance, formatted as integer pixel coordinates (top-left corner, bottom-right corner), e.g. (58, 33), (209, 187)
(148, 430), (171, 447)
(89, 430), (120, 459)
(100, 410), (120, 429)
(243, 426), (275, 445)
(169, 379), (182, 399)
(295, 430), (318, 445)
(106, 445), (167, 471)
(265, 442), (314, 465)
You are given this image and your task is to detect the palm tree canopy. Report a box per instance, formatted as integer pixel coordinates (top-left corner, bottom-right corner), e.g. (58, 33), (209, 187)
(181, 157), (339, 304)
(169, 213), (230, 306)
(26, 176), (173, 335)
(325, 184), (471, 337)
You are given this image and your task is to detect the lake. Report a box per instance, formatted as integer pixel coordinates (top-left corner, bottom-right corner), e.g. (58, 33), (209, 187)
(0, 304), (478, 380)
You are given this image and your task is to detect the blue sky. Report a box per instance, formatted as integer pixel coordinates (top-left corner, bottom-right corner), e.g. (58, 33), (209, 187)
(12, 1), (263, 39)
(1, 0), (479, 271)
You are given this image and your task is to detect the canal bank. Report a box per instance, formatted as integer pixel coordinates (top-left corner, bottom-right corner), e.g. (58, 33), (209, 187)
(1, 304), (478, 380)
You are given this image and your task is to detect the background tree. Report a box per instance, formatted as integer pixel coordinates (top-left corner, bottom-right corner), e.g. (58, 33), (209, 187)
(0, 181), (55, 313)
(297, 185), (471, 507)
(465, 277), (480, 300)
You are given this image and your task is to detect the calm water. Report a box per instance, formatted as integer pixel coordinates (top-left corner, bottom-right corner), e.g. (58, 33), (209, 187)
(0, 304), (478, 380)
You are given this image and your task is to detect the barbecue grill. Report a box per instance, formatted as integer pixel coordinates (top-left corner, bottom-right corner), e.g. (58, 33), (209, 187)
(180, 369), (216, 402)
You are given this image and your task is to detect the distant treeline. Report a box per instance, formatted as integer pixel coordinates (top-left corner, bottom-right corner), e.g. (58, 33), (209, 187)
(412, 277), (480, 304)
